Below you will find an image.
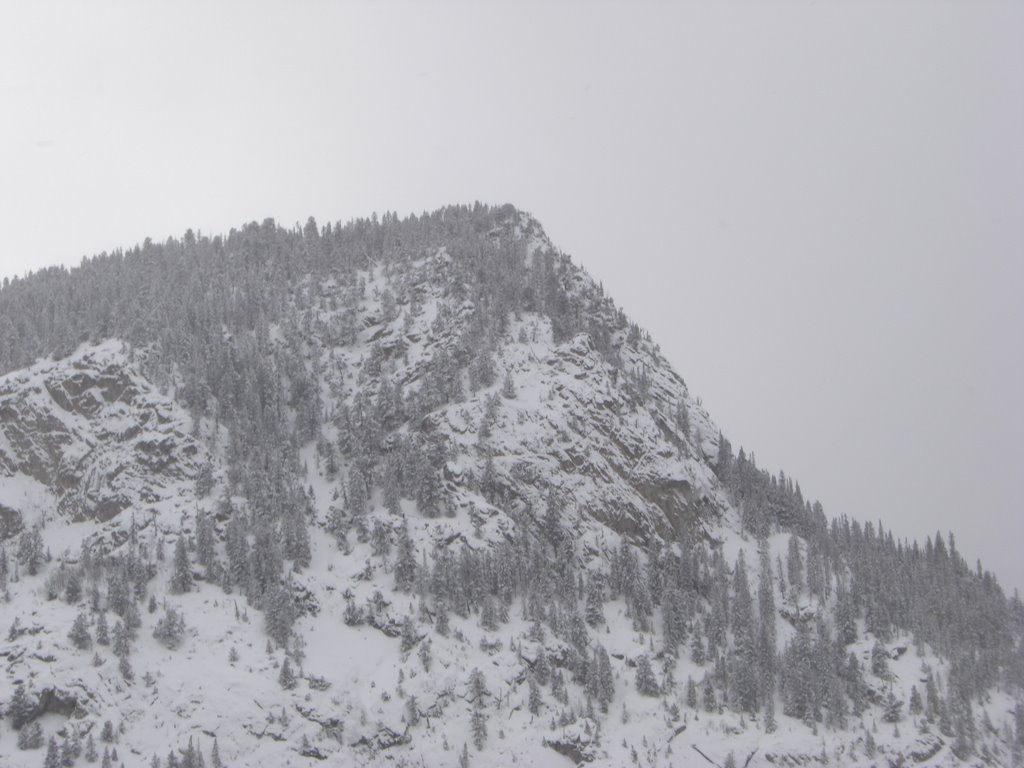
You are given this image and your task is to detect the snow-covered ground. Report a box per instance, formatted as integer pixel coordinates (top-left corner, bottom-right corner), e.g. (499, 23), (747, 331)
(1, 221), (1020, 767)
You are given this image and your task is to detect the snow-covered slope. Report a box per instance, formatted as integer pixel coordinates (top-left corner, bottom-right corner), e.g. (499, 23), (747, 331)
(1, 206), (1021, 768)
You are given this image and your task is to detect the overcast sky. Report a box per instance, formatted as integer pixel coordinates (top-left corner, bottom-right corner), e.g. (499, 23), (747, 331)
(1, 1), (1022, 593)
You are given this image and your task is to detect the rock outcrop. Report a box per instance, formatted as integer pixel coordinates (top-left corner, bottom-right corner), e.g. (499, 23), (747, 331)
(0, 340), (206, 536)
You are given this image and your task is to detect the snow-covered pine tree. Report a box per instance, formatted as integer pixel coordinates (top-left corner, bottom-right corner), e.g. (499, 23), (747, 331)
(278, 657), (297, 689)
(84, 735), (98, 762)
(909, 685), (923, 716)
(69, 611), (92, 649)
(170, 534), (192, 594)
(263, 581), (295, 646)
(786, 536), (803, 595)
(394, 523), (416, 592)
(471, 706), (488, 751)
(153, 607), (187, 649)
(195, 511), (215, 571)
(95, 611), (109, 645)
(635, 654), (659, 696)
(8, 682), (35, 729)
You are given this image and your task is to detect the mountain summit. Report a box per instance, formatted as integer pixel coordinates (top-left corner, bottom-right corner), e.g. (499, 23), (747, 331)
(1, 204), (1022, 767)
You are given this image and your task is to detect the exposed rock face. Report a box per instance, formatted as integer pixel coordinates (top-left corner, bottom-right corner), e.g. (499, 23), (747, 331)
(428, 320), (727, 550)
(0, 341), (205, 536)
(489, 332), (717, 541)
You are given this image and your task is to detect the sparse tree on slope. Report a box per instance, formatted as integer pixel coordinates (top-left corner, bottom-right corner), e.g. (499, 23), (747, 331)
(69, 611), (92, 650)
(170, 534), (192, 594)
(635, 654), (659, 697)
(471, 706), (488, 751)
(394, 522), (416, 592)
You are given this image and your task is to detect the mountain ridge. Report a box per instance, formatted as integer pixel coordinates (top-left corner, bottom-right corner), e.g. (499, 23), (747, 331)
(0, 204), (1021, 767)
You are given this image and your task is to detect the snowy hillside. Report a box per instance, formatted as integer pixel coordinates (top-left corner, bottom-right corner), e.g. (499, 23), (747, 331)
(1, 204), (1022, 768)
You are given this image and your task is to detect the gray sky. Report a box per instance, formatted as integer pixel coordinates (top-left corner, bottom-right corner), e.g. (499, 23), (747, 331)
(2, 1), (1022, 593)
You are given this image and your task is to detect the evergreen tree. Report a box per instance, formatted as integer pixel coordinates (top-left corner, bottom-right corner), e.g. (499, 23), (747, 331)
(401, 614), (419, 652)
(925, 669), (940, 722)
(18, 722), (44, 750)
(17, 525), (44, 576)
(112, 621), (131, 658)
(730, 552), (758, 714)
(195, 462), (215, 498)
(542, 489), (563, 548)
(786, 536), (803, 595)
(153, 607), (187, 649)
(585, 574), (605, 627)
(871, 640), (889, 678)
(119, 654), (134, 682)
(263, 581), (295, 646)
(909, 685), (923, 716)
(480, 597), (498, 632)
(471, 706), (488, 751)
(781, 629), (814, 723)
(845, 653), (867, 716)
(195, 511), (216, 570)
(406, 694), (420, 726)
(106, 568), (132, 617)
(595, 645), (615, 712)
(835, 585), (857, 646)
(435, 601), (450, 637)
(382, 455), (402, 516)
(764, 691), (778, 733)
(469, 668), (488, 704)
(64, 570), (83, 604)
(170, 534), (193, 594)
(44, 737), (60, 768)
(757, 547), (778, 697)
(635, 654), (659, 696)
(883, 690), (904, 723)
(528, 675), (542, 715)
(690, 633), (706, 665)
(278, 657), (297, 689)
(534, 648), (551, 686)
(9, 682), (36, 729)
(96, 611), (110, 645)
(69, 611), (92, 649)
(418, 638), (432, 672)
(864, 730), (876, 758)
(394, 523), (416, 592)
(703, 677), (717, 713)
(85, 735), (98, 762)
(282, 504), (311, 569)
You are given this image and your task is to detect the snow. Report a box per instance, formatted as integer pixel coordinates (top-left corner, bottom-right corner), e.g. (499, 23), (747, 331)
(1, 240), (1018, 767)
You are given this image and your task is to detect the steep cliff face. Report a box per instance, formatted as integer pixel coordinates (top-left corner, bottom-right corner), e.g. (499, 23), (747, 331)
(427, 318), (726, 545)
(0, 340), (205, 538)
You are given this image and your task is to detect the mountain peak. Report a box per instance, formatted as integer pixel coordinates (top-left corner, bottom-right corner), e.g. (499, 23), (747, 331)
(0, 205), (1020, 767)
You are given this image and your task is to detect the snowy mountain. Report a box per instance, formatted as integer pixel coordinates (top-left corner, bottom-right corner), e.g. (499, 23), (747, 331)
(1, 204), (1022, 768)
